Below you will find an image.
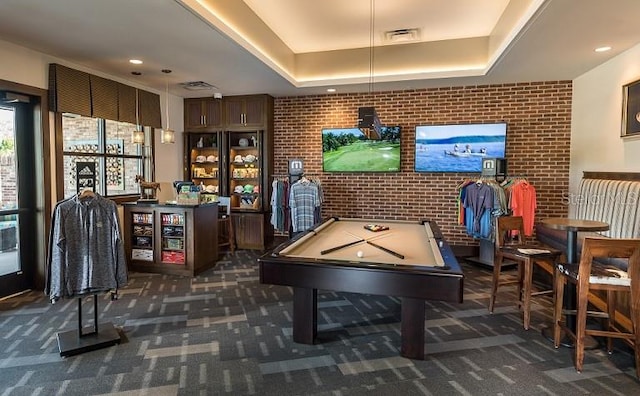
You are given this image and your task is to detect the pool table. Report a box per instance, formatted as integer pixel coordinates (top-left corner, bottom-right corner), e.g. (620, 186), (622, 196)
(258, 217), (464, 360)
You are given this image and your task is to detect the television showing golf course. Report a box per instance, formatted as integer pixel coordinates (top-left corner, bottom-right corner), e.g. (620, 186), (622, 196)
(322, 126), (401, 172)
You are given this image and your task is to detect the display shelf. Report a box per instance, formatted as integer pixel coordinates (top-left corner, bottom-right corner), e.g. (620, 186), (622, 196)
(160, 213), (185, 265)
(185, 132), (221, 196)
(124, 203), (218, 276)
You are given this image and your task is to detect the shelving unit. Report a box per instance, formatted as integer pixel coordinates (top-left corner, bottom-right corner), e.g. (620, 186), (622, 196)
(228, 131), (261, 211)
(160, 213), (185, 265)
(183, 94), (274, 250)
(123, 203), (218, 277)
(131, 212), (154, 262)
(184, 132), (221, 196)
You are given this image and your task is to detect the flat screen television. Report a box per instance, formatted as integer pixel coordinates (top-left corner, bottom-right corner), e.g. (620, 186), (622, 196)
(322, 126), (401, 172)
(414, 122), (507, 172)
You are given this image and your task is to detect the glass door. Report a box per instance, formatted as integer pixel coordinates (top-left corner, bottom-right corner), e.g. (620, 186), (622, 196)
(0, 94), (36, 297)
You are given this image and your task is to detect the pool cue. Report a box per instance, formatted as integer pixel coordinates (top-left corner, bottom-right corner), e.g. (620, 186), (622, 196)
(320, 238), (364, 255)
(366, 240), (405, 259)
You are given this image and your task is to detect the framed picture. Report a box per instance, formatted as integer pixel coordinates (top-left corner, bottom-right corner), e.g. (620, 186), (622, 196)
(622, 78), (640, 137)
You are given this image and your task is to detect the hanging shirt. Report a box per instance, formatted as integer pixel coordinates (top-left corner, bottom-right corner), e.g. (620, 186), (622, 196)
(463, 182), (495, 235)
(45, 194), (127, 302)
(289, 180), (321, 233)
(510, 181), (537, 236)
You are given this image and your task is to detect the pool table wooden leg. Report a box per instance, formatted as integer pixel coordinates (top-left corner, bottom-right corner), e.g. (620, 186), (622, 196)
(293, 287), (317, 344)
(401, 297), (425, 360)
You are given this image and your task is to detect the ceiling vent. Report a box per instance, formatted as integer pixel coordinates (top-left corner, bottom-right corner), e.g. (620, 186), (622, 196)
(179, 81), (218, 91)
(384, 28), (420, 44)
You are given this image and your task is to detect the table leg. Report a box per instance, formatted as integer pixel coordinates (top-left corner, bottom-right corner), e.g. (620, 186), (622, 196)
(401, 297), (425, 360)
(293, 287), (317, 344)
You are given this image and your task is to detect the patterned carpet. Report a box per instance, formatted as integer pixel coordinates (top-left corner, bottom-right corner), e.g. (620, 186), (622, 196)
(0, 249), (638, 395)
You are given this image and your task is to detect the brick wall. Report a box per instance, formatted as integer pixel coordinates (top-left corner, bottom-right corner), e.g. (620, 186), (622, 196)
(273, 81), (572, 245)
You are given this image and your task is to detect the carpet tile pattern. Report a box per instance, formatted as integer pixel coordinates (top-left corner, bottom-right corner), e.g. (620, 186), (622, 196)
(0, 249), (639, 395)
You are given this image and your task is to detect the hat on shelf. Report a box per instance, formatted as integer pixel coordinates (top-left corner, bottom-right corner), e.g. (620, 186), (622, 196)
(243, 184), (254, 193)
(206, 155), (216, 162)
(234, 185), (245, 194)
(234, 155), (243, 163)
(244, 154), (256, 163)
(253, 185), (260, 194)
(195, 155), (206, 163)
(239, 138), (249, 147)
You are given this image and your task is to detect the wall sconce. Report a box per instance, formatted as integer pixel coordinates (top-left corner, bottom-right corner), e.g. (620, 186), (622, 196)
(161, 69), (175, 144)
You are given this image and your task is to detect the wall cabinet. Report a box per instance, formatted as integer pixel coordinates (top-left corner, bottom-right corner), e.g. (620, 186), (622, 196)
(124, 203), (218, 276)
(184, 98), (223, 130)
(225, 95), (269, 129)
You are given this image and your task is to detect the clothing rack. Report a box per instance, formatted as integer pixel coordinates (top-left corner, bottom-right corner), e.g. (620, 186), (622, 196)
(57, 294), (121, 357)
(461, 175), (529, 269)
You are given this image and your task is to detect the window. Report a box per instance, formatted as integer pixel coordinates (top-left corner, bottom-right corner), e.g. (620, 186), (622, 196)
(61, 114), (153, 199)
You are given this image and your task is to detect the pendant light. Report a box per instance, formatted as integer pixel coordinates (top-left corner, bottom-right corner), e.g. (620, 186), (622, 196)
(161, 69), (175, 144)
(132, 88), (145, 144)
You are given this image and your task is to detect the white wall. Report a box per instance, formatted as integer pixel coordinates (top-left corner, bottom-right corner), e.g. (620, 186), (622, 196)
(570, 43), (640, 214)
(0, 39), (184, 200)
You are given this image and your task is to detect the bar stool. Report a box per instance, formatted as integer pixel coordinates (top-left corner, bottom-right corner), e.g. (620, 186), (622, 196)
(553, 237), (640, 378)
(217, 196), (235, 253)
(488, 216), (562, 330)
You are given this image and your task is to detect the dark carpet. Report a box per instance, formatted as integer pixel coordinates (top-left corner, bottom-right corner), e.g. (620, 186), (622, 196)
(0, 249), (638, 395)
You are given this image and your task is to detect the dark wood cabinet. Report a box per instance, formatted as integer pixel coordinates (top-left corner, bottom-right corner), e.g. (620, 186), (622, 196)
(225, 94), (270, 129)
(185, 98), (223, 130)
(182, 94), (274, 250)
(232, 212), (273, 250)
(124, 203), (218, 276)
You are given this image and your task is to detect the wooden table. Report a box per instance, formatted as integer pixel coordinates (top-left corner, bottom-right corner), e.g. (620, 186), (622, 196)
(258, 217), (464, 360)
(540, 218), (609, 347)
(540, 218), (609, 264)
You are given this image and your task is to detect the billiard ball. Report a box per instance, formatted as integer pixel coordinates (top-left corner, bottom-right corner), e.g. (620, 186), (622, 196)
(356, 250), (364, 258)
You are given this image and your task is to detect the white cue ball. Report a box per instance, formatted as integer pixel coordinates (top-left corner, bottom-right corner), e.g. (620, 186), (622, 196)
(356, 250), (364, 258)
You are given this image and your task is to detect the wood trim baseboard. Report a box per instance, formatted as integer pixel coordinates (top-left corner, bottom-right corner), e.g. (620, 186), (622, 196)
(583, 171), (640, 181)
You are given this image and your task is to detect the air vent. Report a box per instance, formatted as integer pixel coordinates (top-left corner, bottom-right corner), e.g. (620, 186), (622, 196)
(179, 81), (218, 91)
(384, 28), (420, 44)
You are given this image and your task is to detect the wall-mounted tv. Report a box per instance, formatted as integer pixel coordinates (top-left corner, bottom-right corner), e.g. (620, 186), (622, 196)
(322, 126), (401, 172)
(415, 122), (507, 172)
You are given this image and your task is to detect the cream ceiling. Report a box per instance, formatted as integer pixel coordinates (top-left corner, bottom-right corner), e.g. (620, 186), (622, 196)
(0, 0), (639, 97)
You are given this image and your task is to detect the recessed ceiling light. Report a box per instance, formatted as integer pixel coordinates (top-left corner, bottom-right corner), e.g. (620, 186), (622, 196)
(327, 88), (336, 93)
(595, 46), (611, 53)
(129, 59), (143, 65)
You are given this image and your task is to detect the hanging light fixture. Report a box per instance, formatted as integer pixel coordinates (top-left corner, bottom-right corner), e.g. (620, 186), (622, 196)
(132, 88), (145, 144)
(357, 0), (381, 139)
(161, 69), (175, 144)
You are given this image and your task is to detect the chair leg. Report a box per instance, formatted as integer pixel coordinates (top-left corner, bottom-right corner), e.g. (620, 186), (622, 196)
(489, 254), (503, 313)
(631, 301), (640, 380)
(553, 267), (564, 348)
(521, 258), (533, 330)
(575, 282), (589, 373)
(606, 289), (615, 354)
(228, 217), (236, 253)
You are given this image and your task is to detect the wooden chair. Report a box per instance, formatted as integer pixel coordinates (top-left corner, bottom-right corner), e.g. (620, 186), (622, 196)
(488, 216), (562, 330)
(553, 237), (640, 378)
(217, 196), (235, 253)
